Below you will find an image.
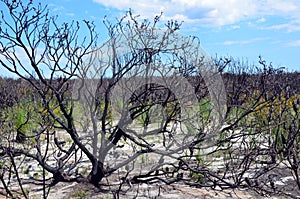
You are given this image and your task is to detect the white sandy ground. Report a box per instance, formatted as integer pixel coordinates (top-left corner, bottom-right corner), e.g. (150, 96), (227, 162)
(1, 124), (299, 198)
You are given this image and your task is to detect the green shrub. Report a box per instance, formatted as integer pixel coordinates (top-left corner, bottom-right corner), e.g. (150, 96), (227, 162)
(4, 99), (40, 134)
(72, 190), (87, 199)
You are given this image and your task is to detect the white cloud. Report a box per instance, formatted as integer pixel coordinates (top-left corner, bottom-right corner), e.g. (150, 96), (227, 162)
(92, 0), (300, 28)
(257, 18), (266, 23)
(48, 4), (64, 12)
(222, 37), (270, 45)
(287, 40), (300, 46)
(66, 13), (75, 17)
(264, 22), (300, 32)
(265, 0), (298, 12)
(93, 0), (257, 26)
(228, 25), (240, 30)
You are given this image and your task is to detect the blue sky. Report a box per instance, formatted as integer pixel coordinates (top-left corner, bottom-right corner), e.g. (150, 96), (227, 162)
(1, 0), (300, 76)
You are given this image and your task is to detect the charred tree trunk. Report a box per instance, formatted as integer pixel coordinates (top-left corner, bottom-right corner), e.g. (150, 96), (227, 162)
(88, 160), (104, 186)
